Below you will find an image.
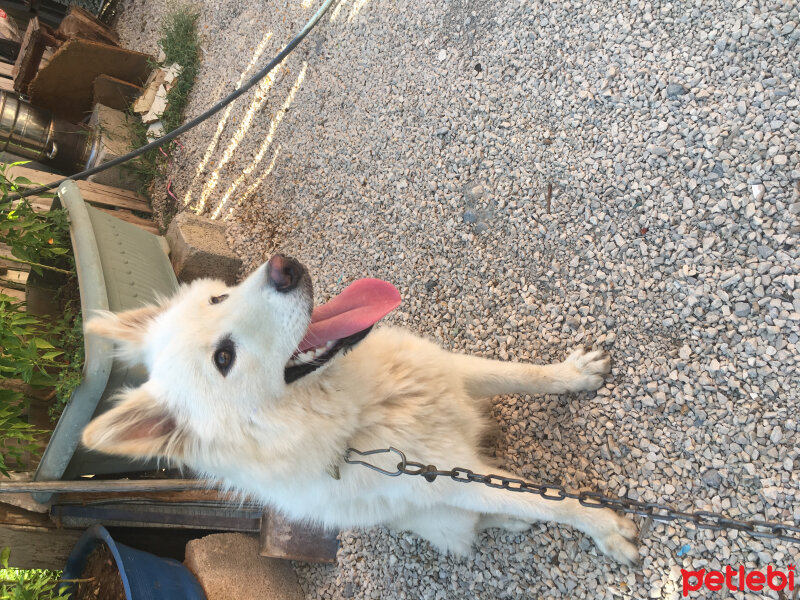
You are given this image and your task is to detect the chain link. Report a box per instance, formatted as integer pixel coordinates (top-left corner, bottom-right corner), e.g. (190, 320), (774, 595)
(344, 447), (800, 545)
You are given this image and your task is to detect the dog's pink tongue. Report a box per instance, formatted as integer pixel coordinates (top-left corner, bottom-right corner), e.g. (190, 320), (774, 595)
(297, 279), (401, 352)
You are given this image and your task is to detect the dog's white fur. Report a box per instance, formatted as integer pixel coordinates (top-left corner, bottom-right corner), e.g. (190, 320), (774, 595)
(82, 261), (639, 564)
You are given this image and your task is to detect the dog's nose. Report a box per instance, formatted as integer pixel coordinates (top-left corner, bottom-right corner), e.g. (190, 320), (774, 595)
(266, 254), (304, 293)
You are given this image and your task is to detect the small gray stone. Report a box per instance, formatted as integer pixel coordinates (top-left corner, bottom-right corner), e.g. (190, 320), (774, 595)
(734, 302), (751, 317)
(463, 210), (478, 223)
(701, 469), (723, 487)
(757, 245), (774, 259)
(666, 83), (687, 98)
(770, 426), (782, 444)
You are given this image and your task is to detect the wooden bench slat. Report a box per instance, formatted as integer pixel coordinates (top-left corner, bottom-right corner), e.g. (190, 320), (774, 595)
(5, 164), (153, 214)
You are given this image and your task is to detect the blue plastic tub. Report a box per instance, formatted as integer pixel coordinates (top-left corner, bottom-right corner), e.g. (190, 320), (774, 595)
(60, 525), (206, 600)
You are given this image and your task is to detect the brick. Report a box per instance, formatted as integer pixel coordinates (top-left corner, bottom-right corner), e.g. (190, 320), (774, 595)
(184, 533), (304, 600)
(166, 212), (242, 285)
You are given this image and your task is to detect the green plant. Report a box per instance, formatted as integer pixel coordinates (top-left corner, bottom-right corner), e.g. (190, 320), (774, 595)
(129, 5), (200, 223)
(0, 163), (72, 276)
(0, 293), (61, 475)
(0, 548), (70, 600)
(49, 306), (84, 423)
(0, 167), (82, 474)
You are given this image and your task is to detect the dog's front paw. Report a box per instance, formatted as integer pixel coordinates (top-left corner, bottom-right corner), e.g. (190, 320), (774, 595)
(590, 510), (639, 565)
(561, 347), (611, 391)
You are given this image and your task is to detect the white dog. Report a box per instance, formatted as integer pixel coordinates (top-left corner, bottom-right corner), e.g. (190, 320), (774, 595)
(82, 255), (639, 564)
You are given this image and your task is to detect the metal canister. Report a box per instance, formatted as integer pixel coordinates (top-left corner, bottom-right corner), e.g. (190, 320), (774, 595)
(0, 92), (57, 162)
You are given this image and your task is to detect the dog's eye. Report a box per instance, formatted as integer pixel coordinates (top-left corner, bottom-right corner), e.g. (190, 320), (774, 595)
(213, 338), (235, 376)
(209, 294), (229, 305)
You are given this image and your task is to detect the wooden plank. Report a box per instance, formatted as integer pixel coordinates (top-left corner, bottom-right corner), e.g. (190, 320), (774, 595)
(93, 73), (142, 111)
(0, 285), (25, 299)
(30, 38), (152, 121)
(0, 61), (13, 76)
(0, 268), (27, 289)
(0, 75), (14, 91)
(58, 489), (241, 505)
(57, 5), (120, 46)
(12, 17), (46, 94)
(0, 478), (217, 493)
(0, 526), (82, 569)
(0, 241), (28, 273)
(53, 502), (261, 532)
(259, 507), (338, 563)
(0, 500), (81, 569)
(4, 164), (153, 214)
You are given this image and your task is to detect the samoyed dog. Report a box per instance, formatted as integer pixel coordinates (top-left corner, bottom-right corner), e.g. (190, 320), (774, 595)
(82, 255), (638, 563)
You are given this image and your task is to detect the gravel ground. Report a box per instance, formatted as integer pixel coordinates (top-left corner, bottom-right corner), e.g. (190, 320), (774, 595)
(116, 0), (799, 598)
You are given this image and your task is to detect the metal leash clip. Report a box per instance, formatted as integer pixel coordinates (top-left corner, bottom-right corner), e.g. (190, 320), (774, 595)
(344, 447), (408, 477)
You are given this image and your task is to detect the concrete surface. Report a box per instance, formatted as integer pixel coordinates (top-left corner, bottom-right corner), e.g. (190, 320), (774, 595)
(85, 103), (140, 191)
(165, 211), (242, 285)
(184, 533), (305, 600)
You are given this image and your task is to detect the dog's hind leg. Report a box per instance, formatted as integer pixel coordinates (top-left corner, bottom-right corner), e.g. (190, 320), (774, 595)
(445, 468), (638, 564)
(478, 513), (531, 533)
(390, 505), (480, 556)
(449, 347), (611, 398)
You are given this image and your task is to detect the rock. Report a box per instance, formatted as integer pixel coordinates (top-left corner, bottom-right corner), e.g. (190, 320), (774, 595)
(666, 83), (687, 98)
(166, 212), (243, 285)
(701, 469), (723, 487)
(647, 144), (669, 157)
(734, 302), (751, 317)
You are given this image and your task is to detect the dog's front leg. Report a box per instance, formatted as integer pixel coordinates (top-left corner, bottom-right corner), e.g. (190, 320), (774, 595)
(445, 473), (639, 564)
(450, 347), (611, 398)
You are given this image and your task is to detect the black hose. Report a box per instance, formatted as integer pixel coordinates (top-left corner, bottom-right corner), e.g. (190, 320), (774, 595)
(13, 0), (337, 200)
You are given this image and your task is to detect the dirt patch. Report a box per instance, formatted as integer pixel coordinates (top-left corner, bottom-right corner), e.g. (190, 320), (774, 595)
(75, 543), (127, 600)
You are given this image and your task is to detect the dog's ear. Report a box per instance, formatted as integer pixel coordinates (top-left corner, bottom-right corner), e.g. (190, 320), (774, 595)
(85, 305), (163, 364)
(82, 387), (186, 459)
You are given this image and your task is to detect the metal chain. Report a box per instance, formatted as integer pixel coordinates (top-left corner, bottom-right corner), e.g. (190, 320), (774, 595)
(344, 447), (800, 545)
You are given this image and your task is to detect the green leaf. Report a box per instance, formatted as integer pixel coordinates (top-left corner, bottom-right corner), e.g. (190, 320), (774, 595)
(32, 338), (55, 349)
(1, 546), (9, 568)
(12, 176), (32, 186)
